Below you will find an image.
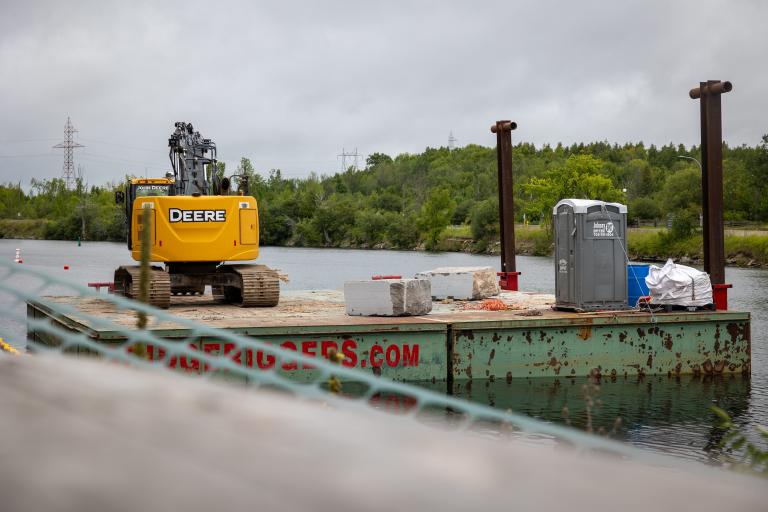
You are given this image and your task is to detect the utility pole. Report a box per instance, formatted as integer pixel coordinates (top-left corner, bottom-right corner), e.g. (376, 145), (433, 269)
(338, 148), (359, 172)
(53, 117), (85, 190)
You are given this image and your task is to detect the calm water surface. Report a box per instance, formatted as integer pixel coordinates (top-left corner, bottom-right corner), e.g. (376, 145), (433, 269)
(1, 239), (765, 464)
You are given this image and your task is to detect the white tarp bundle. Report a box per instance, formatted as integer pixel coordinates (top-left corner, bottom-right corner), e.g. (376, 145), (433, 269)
(645, 259), (713, 306)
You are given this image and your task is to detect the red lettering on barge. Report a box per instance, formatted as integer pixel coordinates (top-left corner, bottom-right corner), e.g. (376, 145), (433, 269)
(145, 339), (421, 373)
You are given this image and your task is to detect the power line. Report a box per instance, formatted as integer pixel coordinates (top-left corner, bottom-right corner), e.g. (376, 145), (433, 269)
(0, 153), (58, 159)
(52, 117), (84, 190)
(0, 138), (59, 144)
(78, 137), (158, 153)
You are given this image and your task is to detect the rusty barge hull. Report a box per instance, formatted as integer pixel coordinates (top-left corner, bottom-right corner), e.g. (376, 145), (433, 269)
(26, 291), (750, 385)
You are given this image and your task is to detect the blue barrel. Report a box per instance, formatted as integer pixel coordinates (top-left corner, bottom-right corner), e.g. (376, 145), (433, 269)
(627, 264), (650, 307)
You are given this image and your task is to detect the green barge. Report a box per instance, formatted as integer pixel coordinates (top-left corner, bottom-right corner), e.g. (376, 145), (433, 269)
(26, 289), (750, 389)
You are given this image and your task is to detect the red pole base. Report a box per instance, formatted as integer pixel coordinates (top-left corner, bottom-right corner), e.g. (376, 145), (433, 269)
(712, 283), (732, 310)
(497, 272), (521, 291)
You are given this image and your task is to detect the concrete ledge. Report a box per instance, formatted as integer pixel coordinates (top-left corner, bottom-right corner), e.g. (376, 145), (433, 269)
(0, 355), (764, 511)
(344, 279), (432, 316)
(416, 266), (500, 300)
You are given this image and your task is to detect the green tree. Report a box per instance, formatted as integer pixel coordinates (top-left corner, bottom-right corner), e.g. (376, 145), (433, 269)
(522, 154), (623, 228)
(470, 198), (499, 242)
(417, 187), (456, 250)
(366, 152), (393, 168)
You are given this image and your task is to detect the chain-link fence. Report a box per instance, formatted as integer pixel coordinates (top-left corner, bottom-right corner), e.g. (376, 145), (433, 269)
(0, 257), (703, 467)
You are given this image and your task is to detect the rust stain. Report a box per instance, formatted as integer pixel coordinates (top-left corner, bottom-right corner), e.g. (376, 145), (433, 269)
(726, 323), (742, 345)
(702, 359), (714, 375)
(488, 348), (496, 365)
(578, 326), (592, 340)
(506, 371), (513, 384)
(714, 360), (725, 373)
(646, 353), (653, 368)
(618, 331), (627, 343)
(663, 334), (673, 351)
(636, 327), (645, 337)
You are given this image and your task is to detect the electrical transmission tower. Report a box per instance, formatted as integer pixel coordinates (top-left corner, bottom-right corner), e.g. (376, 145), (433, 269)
(338, 147), (359, 172)
(53, 117), (85, 190)
(448, 131), (457, 150)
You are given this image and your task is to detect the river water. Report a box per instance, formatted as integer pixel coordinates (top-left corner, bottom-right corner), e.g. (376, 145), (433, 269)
(1, 239), (765, 464)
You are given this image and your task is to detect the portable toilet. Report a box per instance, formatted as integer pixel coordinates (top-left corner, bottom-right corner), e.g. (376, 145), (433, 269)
(553, 199), (628, 311)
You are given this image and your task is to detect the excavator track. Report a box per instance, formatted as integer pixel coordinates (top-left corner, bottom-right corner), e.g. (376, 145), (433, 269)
(217, 264), (280, 307)
(114, 265), (171, 309)
(171, 285), (205, 296)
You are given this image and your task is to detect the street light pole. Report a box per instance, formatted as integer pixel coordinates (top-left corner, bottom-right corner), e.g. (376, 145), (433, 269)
(677, 155), (702, 171)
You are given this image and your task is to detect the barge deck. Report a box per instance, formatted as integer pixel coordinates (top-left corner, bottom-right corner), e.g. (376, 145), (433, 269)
(27, 290), (750, 387)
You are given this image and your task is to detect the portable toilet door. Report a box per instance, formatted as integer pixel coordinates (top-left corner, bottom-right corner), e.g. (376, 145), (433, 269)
(554, 203), (576, 305)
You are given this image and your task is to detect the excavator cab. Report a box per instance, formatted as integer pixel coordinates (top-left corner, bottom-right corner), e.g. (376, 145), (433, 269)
(120, 178), (174, 250)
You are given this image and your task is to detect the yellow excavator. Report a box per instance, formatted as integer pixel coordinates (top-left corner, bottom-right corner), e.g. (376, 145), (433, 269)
(114, 122), (279, 309)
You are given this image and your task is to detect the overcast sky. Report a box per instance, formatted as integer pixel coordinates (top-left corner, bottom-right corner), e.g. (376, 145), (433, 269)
(1, 0), (766, 186)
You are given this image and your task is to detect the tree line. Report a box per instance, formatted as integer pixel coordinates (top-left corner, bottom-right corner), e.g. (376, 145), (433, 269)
(1, 136), (767, 250)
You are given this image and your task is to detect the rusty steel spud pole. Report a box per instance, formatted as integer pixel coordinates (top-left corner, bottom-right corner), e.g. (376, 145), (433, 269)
(491, 120), (520, 290)
(689, 80), (732, 287)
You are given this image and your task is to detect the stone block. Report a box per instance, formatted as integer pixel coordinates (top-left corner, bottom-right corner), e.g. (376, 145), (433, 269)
(415, 266), (500, 300)
(344, 279), (432, 316)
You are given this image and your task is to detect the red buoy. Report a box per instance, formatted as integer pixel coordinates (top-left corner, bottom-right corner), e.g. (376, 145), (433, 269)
(63, 265), (69, 270)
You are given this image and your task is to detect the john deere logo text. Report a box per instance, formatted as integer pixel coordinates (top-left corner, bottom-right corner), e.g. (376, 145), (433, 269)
(169, 208), (226, 223)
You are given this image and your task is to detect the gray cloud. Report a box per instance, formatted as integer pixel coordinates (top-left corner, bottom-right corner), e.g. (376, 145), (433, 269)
(1, 0), (766, 185)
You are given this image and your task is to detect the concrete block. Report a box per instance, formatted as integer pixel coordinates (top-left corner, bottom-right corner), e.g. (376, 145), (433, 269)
(344, 279), (432, 316)
(415, 266), (500, 300)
